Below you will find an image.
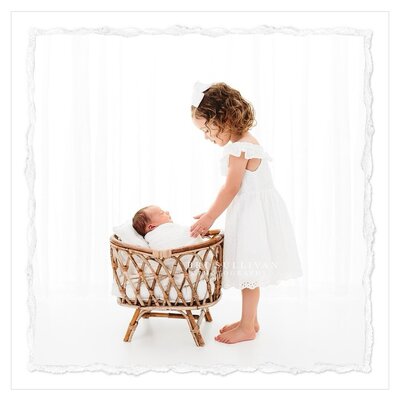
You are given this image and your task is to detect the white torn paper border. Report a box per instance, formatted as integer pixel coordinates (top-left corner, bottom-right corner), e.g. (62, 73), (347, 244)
(24, 24), (375, 376)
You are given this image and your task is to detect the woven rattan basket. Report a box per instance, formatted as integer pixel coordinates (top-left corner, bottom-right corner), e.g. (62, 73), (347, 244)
(110, 229), (224, 346)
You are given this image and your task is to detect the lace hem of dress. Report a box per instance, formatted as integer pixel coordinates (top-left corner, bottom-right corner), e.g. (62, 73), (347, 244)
(222, 274), (304, 290)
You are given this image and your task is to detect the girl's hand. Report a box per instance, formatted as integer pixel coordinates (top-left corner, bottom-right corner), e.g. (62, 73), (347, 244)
(190, 213), (215, 238)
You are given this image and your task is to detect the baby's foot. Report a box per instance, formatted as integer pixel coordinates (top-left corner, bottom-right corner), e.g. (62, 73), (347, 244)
(214, 326), (256, 344)
(219, 320), (260, 334)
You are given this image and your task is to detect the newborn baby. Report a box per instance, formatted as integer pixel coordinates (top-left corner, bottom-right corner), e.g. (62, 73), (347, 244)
(132, 205), (205, 250)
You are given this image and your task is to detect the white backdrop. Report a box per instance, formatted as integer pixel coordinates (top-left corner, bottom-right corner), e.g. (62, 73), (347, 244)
(26, 25), (374, 373)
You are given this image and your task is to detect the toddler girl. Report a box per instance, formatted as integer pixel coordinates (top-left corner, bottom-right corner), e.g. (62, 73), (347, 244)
(190, 81), (303, 344)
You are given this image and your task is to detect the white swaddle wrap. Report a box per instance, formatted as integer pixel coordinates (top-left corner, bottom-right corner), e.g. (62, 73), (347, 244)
(144, 222), (204, 249)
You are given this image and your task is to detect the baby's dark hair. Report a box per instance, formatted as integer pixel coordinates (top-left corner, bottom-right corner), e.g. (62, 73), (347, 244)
(191, 82), (257, 140)
(132, 205), (153, 236)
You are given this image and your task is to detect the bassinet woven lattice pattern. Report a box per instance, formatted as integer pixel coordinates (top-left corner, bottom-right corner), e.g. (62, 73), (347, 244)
(110, 229), (224, 346)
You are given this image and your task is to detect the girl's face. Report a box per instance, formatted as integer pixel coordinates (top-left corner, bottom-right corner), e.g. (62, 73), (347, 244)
(192, 116), (230, 146)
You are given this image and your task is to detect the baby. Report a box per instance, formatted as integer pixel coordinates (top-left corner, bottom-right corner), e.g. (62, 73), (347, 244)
(132, 205), (205, 249)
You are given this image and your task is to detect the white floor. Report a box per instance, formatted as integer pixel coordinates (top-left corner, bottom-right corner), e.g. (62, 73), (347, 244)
(31, 287), (367, 374)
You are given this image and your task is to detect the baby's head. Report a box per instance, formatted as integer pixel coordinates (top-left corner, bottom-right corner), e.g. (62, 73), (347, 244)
(191, 82), (257, 146)
(132, 205), (172, 236)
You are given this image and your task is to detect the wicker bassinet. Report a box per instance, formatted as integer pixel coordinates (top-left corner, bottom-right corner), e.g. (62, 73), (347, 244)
(109, 229), (224, 346)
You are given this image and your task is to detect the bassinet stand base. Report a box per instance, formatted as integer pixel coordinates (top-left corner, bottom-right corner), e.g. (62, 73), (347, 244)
(122, 303), (213, 347)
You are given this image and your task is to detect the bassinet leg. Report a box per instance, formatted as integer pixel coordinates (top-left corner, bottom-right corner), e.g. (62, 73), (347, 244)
(205, 308), (213, 322)
(186, 310), (205, 347)
(124, 308), (141, 342)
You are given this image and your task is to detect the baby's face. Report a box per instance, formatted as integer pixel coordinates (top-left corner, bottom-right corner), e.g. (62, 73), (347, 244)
(192, 116), (230, 146)
(147, 206), (172, 229)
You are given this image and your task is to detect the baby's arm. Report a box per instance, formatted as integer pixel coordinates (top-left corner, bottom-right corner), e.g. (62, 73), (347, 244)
(190, 152), (248, 237)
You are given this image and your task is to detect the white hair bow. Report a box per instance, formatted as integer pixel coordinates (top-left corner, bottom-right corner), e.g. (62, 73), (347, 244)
(191, 81), (212, 107)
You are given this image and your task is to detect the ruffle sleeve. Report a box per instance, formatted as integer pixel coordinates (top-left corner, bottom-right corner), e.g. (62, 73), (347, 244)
(222, 141), (272, 161)
(220, 141), (273, 176)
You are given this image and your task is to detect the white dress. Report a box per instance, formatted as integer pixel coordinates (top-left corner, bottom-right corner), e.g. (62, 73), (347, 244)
(220, 141), (303, 290)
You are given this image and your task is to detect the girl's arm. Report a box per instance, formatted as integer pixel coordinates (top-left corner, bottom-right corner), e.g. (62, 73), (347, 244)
(207, 152), (248, 219)
(190, 152), (248, 237)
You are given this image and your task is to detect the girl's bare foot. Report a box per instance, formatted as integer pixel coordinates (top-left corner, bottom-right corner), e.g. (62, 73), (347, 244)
(219, 320), (260, 334)
(214, 326), (256, 344)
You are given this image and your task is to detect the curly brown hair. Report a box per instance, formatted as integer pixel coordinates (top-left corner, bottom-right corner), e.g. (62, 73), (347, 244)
(132, 206), (153, 236)
(191, 82), (257, 141)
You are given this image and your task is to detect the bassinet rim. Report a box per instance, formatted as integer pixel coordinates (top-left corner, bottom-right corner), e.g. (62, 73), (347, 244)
(110, 228), (224, 255)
